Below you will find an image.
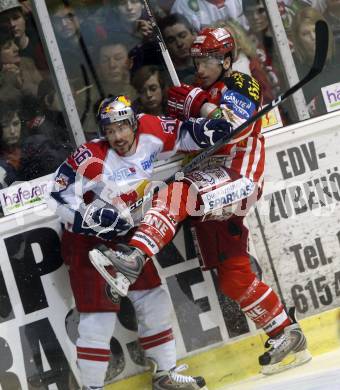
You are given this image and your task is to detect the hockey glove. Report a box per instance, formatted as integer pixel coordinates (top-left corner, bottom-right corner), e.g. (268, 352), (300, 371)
(167, 83), (209, 120)
(184, 118), (233, 148)
(73, 202), (132, 240)
(92, 207), (132, 233)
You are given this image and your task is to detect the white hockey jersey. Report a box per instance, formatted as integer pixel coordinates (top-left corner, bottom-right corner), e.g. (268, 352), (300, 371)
(48, 114), (202, 229)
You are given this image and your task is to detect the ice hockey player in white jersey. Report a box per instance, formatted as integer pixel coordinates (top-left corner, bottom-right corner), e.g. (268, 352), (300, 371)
(47, 95), (233, 390)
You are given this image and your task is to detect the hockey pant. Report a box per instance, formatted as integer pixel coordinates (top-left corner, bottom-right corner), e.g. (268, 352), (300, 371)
(76, 286), (176, 388)
(129, 182), (291, 338)
(61, 230), (162, 312)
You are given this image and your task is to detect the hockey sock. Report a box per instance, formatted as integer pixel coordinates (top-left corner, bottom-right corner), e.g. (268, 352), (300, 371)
(77, 312), (116, 387)
(140, 328), (176, 371)
(77, 345), (110, 387)
(130, 182), (191, 257)
(239, 278), (292, 337)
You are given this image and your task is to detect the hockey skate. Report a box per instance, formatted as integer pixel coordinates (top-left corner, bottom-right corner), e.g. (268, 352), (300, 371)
(89, 243), (146, 296)
(149, 359), (208, 390)
(259, 308), (312, 375)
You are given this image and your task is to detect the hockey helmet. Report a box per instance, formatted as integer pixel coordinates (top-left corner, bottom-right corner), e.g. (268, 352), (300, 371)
(97, 95), (137, 137)
(190, 27), (235, 61)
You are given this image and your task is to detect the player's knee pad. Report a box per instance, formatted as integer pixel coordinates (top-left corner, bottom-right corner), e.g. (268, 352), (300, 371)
(78, 312), (118, 344)
(130, 286), (173, 334)
(130, 182), (190, 256)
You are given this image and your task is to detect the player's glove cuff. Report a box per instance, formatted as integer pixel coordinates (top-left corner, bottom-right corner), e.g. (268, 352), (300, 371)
(167, 83), (208, 120)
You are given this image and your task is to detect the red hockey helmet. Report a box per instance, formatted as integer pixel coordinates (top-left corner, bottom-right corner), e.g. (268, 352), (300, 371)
(190, 27), (235, 60)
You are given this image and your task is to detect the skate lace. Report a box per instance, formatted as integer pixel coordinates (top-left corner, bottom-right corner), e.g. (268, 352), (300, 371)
(115, 251), (128, 260)
(169, 364), (195, 384)
(267, 334), (287, 350)
(114, 248), (140, 263)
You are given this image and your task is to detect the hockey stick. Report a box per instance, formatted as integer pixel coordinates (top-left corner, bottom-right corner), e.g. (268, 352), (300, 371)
(142, 0), (181, 86)
(130, 20), (329, 212)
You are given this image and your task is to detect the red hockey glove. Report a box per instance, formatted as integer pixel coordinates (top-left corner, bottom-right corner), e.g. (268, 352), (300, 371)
(167, 83), (209, 120)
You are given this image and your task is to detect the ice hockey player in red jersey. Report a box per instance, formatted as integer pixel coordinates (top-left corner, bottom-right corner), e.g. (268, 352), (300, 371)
(89, 27), (312, 376)
(47, 95), (237, 389)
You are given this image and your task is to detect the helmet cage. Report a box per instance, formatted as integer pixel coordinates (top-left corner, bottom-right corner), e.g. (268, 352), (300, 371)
(97, 96), (137, 138)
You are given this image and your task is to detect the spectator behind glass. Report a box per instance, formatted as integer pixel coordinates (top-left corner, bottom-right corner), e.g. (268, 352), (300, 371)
(170, 0), (248, 31)
(158, 13), (196, 84)
(0, 28), (42, 103)
(102, 0), (154, 50)
(131, 65), (168, 115)
(324, 0), (340, 48)
(291, 6), (338, 115)
(0, 0), (48, 74)
(0, 29), (22, 101)
(215, 20), (275, 103)
(242, 0), (281, 95)
(96, 38), (137, 100)
(275, 1), (326, 38)
(0, 100), (22, 189)
(25, 78), (74, 150)
(0, 95), (71, 186)
(51, 3), (98, 80)
(50, 3), (102, 136)
(20, 112), (73, 182)
(35, 76), (98, 142)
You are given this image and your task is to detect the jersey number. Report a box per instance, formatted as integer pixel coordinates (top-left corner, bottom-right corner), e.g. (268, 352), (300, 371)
(72, 146), (92, 166)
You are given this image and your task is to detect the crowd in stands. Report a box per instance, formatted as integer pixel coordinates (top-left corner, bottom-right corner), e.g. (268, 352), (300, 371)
(0, 0), (339, 193)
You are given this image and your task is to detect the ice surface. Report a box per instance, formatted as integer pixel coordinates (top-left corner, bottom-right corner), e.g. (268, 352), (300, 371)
(223, 348), (340, 390)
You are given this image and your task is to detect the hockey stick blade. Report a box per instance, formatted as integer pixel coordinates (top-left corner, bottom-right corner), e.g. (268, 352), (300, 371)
(129, 20), (329, 212)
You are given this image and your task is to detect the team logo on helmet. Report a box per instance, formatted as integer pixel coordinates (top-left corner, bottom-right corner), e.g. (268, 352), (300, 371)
(117, 95), (132, 106)
(190, 27), (235, 59)
(211, 28), (231, 41)
(97, 95), (136, 138)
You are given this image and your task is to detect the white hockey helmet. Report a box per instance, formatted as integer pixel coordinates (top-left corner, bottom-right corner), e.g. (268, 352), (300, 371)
(97, 95), (137, 138)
